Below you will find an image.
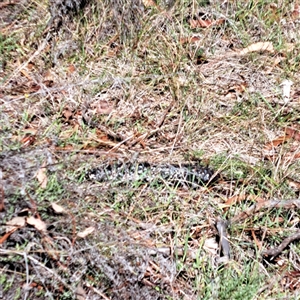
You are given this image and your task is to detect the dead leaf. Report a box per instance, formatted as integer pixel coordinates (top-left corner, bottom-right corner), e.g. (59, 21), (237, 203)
(290, 217), (300, 225)
(27, 216), (47, 232)
(239, 42), (274, 55)
(89, 133), (117, 148)
(43, 69), (55, 87)
(36, 162), (48, 189)
(190, 19), (212, 28)
(292, 3), (300, 19)
(285, 127), (300, 141)
(22, 128), (38, 135)
(287, 178), (300, 190)
(22, 282), (38, 291)
(20, 69), (33, 81)
(21, 135), (36, 147)
(222, 194), (248, 207)
(180, 36), (201, 45)
(272, 216), (285, 223)
(63, 107), (73, 122)
(51, 203), (65, 214)
(0, 231), (17, 244)
(67, 64), (76, 74)
(293, 152), (300, 159)
(77, 227), (95, 238)
(203, 237), (218, 255)
(224, 82), (248, 100)
(96, 101), (114, 115)
(190, 18), (224, 29)
(1, 216), (26, 246)
(27, 62), (35, 70)
(76, 284), (87, 300)
(43, 69), (54, 81)
(264, 135), (289, 151)
(6, 216), (26, 233)
(222, 194), (264, 207)
(142, 0), (156, 7)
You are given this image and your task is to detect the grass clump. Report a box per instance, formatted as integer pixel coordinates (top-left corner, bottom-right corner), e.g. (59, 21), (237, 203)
(1, 0), (300, 299)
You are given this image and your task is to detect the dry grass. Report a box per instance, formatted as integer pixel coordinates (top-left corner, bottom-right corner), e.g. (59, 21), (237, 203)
(1, 0), (300, 299)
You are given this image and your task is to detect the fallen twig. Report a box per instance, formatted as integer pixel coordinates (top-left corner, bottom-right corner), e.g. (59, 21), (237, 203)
(262, 231), (300, 257)
(231, 199), (300, 224)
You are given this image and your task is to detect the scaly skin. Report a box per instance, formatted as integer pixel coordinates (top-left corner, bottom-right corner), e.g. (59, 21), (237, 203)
(86, 162), (218, 188)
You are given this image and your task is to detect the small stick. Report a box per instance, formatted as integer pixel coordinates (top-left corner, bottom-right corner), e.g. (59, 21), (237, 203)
(262, 231), (300, 257)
